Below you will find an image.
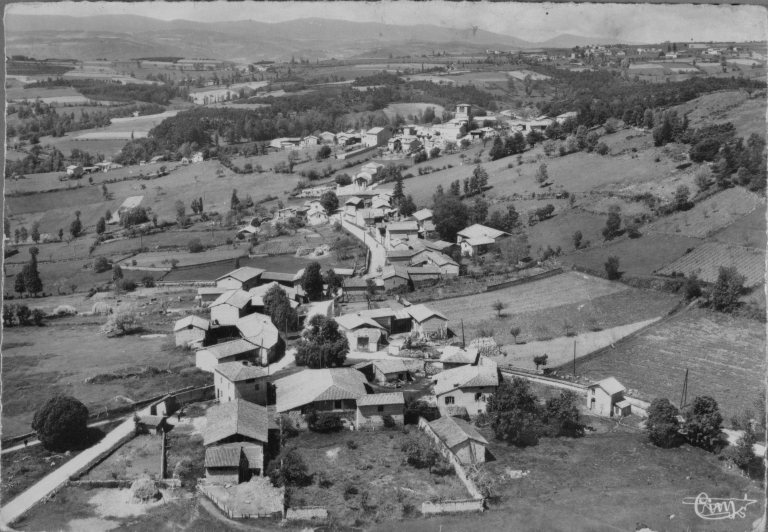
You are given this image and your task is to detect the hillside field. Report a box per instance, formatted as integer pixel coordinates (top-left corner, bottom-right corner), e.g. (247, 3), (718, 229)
(657, 242), (764, 286)
(573, 308), (765, 421)
(430, 271), (680, 345)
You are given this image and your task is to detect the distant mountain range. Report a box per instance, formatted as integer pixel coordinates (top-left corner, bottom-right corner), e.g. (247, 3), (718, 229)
(5, 15), (645, 62)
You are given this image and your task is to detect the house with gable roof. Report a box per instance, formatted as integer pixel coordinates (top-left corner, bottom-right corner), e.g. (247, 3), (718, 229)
(216, 267), (265, 291)
(440, 346), (480, 370)
(215, 361), (268, 405)
(433, 363), (500, 417)
(203, 399), (270, 483)
(174, 315), (210, 347)
(587, 377), (629, 417)
(274, 368), (370, 413)
(235, 313), (283, 365)
(456, 224), (511, 256)
(356, 392), (405, 429)
(406, 304), (448, 338)
(425, 416), (488, 465)
(335, 313), (386, 352)
(195, 339), (261, 373)
(210, 290), (255, 326)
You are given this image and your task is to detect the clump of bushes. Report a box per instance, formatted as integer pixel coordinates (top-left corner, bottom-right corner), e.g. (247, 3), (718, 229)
(92, 302), (113, 315)
(131, 478), (160, 502)
(53, 305), (77, 316)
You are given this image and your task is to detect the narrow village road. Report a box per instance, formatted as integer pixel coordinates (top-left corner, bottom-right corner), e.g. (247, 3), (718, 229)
(0, 405), (152, 527)
(267, 348), (295, 375)
(340, 217), (387, 278)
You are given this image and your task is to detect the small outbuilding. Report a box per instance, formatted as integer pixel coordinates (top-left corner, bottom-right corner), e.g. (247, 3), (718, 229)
(586, 377), (627, 417)
(356, 392), (405, 430)
(426, 416), (488, 465)
(174, 315), (210, 347)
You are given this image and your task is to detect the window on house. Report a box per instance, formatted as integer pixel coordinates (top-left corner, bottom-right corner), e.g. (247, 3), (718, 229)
(254, 383), (259, 390)
(334, 400), (342, 409)
(377, 405), (384, 413)
(445, 396), (455, 405)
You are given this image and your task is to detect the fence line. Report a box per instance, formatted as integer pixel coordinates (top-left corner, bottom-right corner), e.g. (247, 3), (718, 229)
(485, 268), (563, 292)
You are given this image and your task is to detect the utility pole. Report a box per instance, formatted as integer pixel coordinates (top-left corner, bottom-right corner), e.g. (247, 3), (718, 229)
(572, 339), (576, 376)
(461, 319), (465, 348)
(679, 368), (689, 410)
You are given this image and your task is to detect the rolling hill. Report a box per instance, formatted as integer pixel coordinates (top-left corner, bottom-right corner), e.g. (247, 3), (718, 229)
(5, 15), (644, 62)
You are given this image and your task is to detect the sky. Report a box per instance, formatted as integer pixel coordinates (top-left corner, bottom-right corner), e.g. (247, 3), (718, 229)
(7, 1), (767, 43)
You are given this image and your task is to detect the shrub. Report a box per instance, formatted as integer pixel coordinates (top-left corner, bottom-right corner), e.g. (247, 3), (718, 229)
(646, 398), (681, 448)
(604, 255), (620, 280)
(268, 448), (312, 487)
(53, 305), (77, 316)
(102, 304), (140, 336)
(312, 412), (343, 433)
(32, 395), (89, 451)
(131, 478), (160, 502)
(382, 414), (396, 428)
(595, 142), (609, 155)
(401, 435), (438, 469)
(118, 279), (137, 292)
(93, 256), (111, 273)
(173, 457), (194, 484)
(141, 275), (156, 288)
(92, 302), (113, 315)
(187, 238), (204, 253)
(346, 439), (358, 450)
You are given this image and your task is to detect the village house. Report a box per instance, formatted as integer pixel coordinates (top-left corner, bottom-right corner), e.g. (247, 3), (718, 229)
(382, 264), (411, 291)
(555, 112), (578, 124)
(354, 171), (374, 190)
(406, 304), (449, 338)
(216, 267), (265, 291)
(204, 400), (269, 483)
(342, 277), (383, 300)
(336, 131), (361, 146)
(306, 203), (329, 226)
(269, 137), (302, 150)
(235, 313), (283, 365)
(249, 282), (302, 313)
(66, 164), (83, 177)
(214, 361), (268, 405)
(195, 339), (261, 373)
(361, 161), (385, 176)
(386, 249), (419, 265)
(235, 225), (259, 241)
(587, 377), (630, 417)
(411, 208), (433, 231)
(426, 416), (488, 465)
(433, 364), (500, 417)
(386, 221), (420, 249)
(371, 359), (410, 383)
(356, 392), (405, 430)
(173, 315), (210, 347)
(274, 368), (370, 413)
(319, 131), (336, 143)
(344, 196), (364, 218)
(260, 270), (304, 289)
(425, 251), (460, 276)
(456, 224), (511, 256)
(440, 346), (480, 370)
(363, 126), (393, 147)
(356, 307), (413, 334)
(210, 290), (255, 326)
(335, 313), (386, 352)
(301, 135), (320, 147)
(136, 415), (169, 436)
(191, 152), (204, 163)
(406, 265), (442, 289)
(356, 208), (386, 227)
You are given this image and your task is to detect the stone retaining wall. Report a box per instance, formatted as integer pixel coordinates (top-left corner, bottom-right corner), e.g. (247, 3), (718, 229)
(422, 498), (484, 515)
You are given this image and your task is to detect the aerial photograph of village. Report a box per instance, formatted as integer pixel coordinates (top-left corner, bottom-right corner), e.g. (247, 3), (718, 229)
(0, 2), (766, 531)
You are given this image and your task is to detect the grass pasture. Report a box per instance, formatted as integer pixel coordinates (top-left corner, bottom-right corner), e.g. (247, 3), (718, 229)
(646, 187), (764, 238)
(525, 208), (608, 257)
(674, 89), (768, 138)
(563, 233), (702, 277)
(1, 309), (208, 439)
(712, 203), (767, 250)
(656, 241), (764, 286)
(574, 308), (765, 421)
(126, 247), (247, 269)
(430, 271), (679, 345)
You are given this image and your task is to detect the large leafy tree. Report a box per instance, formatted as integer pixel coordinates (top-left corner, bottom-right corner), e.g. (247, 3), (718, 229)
(432, 194), (469, 243)
(263, 284), (298, 332)
(682, 395), (723, 451)
(24, 250), (43, 296)
(486, 377), (543, 447)
(646, 398), (681, 448)
(32, 395), (89, 451)
(543, 391), (583, 437)
(295, 315), (349, 368)
(319, 191), (339, 215)
(301, 261), (324, 301)
(710, 266), (745, 313)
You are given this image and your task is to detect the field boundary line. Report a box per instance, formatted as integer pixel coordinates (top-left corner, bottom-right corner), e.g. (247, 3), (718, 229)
(549, 298), (700, 371)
